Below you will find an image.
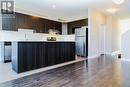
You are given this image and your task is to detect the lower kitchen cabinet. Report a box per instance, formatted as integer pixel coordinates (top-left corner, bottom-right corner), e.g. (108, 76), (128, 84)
(12, 42), (75, 73)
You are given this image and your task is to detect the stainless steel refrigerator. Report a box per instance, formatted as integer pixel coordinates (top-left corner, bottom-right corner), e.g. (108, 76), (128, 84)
(75, 27), (88, 57)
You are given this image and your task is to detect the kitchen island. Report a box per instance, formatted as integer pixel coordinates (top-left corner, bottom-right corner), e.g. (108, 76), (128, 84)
(12, 41), (75, 73)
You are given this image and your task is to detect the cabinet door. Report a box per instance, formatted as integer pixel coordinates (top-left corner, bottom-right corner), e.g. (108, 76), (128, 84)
(18, 43), (28, 72)
(54, 43), (61, 64)
(34, 42), (46, 68)
(2, 14), (16, 31)
(68, 42), (75, 61)
(46, 42), (56, 66)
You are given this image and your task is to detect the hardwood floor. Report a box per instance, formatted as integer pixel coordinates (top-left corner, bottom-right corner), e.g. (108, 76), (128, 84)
(0, 55), (130, 87)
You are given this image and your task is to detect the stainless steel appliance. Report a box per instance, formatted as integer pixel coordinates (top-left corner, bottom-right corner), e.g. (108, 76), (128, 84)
(4, 42), (11, 63)
(47, 37), (56, 41)
(75, 27), (88, 57)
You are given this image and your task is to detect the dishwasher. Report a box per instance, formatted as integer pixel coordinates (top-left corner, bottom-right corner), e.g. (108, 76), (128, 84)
(4, 42), (12, 63)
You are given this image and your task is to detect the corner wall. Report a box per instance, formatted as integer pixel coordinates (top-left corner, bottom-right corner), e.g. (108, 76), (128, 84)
(0, 14), (2, 61)
(0, 43), (2, 62)
(105, 16), (120, 53)
(88, 8), (120, 57)
(88, 8), (106, 57)
(121, 19), (130, 60)
(121, 30), (130, 59)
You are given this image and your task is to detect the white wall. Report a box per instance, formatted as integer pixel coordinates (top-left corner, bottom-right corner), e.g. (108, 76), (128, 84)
(0, 14), (2, 61)
(88, 8), (120, 57)
(121, 19), (130, 59)
(88, 8), (106, 57)
(62, 23), (68, 35)
(0, 43), (2, 62)
(105, 16), (120, 53)
(122, 30), (130, 59)
(0, 14), (2, 30)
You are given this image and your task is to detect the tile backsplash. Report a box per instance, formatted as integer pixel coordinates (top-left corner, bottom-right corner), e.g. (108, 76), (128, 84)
(0, 30), (75, 41)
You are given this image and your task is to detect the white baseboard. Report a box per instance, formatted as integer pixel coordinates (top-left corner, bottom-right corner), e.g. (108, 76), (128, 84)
(121, 58), (130, 62)
(111, 50), (121, 56)
(88, 54), (100, 59)
(87, 51), (120, 59)
(104, 50), (121, 56)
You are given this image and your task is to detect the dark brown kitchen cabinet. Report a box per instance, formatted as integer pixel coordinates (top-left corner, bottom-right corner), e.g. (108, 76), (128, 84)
(12, 42), (75, 73)
(2, 14), (16, 31)
(68, 19), (88, 34)
(2, 12), (62, 33)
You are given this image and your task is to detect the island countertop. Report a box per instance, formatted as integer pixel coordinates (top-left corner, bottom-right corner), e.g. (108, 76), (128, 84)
(12, 41), (75, 42)
(12, 41), (75, 73)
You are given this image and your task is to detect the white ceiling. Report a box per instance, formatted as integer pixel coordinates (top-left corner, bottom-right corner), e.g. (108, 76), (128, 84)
(15, 0), (130, 22)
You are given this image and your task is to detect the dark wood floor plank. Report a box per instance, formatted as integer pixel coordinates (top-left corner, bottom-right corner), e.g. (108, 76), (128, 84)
(0, 55), (130, 87)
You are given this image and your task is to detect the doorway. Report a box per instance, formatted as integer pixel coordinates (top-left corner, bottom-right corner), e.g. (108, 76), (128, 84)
(99, 24), (106, 55)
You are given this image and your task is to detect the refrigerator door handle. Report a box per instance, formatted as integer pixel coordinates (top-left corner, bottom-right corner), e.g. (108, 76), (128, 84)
(83, 42), (85, 57)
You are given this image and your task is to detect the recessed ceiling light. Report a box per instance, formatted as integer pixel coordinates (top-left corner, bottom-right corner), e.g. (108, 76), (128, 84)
(106, 8), (118, 13)
(112, 0), (125, 4)
(52, 4), (56, 9)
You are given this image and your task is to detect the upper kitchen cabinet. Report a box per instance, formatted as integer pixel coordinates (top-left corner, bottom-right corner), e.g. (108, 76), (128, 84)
(15, 13), (36, 30)
(2, 14), (17, 31)
(35, 18), (44, 33)
(2, 12), (62, 34)
(68, 19), (88, 34)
